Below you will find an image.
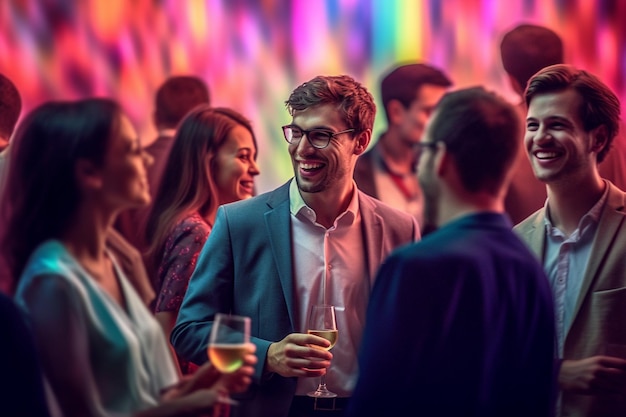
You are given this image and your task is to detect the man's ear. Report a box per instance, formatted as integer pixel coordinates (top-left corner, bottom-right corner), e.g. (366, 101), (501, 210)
(75, 159), (102, 191)
(590, 125), (608, 155)
(387, 99), (406, 125)
(353, 129), (371, 156)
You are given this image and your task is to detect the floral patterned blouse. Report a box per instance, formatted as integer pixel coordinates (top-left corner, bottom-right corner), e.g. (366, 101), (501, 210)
(154, 213), (211, 374)
(154, 212), (211, 314)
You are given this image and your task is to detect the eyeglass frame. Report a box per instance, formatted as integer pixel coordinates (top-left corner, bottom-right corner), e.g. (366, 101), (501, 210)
(282, 124), (356, 149)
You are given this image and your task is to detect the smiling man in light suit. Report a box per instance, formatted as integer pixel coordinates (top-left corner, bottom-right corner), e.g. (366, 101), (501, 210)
(516, 64), (626, 417)
(171, 74), (419, 417)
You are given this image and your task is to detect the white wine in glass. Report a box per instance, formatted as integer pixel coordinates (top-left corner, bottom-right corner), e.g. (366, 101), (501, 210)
(207, 313), (251, 405)
(307, 305), (338, 398)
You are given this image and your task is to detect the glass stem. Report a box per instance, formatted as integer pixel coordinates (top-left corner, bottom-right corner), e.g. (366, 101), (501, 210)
(319, 372), (327, 390)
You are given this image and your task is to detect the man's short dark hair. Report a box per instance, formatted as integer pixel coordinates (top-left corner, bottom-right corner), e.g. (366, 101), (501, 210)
(429, 87), (521, 195)
(500, 24), (563, 93)
(525, 64), (621, 163)
(286, 74), (376, 133)
(155, 76), (210, 128)
(380, 63), (452, 121)
(0, 73), (22, 140)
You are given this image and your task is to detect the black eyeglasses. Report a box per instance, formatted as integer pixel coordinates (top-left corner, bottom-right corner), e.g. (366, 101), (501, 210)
(282, 125), (355, 149)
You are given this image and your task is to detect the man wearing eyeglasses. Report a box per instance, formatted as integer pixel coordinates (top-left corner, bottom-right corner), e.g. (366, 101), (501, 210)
(346, 87), (556, 417)
(172, 74), (419, 417)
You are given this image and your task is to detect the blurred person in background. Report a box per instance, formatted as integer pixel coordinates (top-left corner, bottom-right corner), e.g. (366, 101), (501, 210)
(354, 62), (451, 233)
(145, 105), (260, 374)
(115, 75), (210, 264)
(0, 72), (22, 293)
(0, 75), (154, 304)
(0, 72), (21, 153)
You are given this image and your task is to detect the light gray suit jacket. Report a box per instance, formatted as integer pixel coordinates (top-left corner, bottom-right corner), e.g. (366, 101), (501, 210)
(515, 181), (626, 417)
(171, 181), (419, 417)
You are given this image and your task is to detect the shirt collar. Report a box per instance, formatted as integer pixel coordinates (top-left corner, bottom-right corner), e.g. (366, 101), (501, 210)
(544, 179), (609, 233)
(289, 178), (359, 225)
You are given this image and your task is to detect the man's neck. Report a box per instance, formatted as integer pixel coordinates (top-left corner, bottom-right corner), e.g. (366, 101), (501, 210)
(546, 175), (605, 235)
(301, 183), (355, 229)
(378, 132), (417, 175)
(437, 190), (504, 228)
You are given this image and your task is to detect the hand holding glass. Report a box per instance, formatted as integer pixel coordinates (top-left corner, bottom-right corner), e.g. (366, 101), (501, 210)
(207, 313), (251, 405)
(307, 305), (338, 398)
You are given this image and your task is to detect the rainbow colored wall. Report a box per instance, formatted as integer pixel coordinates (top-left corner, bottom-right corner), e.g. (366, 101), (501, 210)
(1, 0), (624, 192)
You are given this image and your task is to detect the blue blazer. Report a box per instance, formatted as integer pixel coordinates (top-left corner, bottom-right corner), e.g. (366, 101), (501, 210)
(346, 213), (556, 417)
(171, 181), (419, 417)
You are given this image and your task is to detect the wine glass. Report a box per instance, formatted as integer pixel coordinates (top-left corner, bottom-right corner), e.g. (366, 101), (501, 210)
(207, 313), (251, 405)
(307, 305), (338, 398)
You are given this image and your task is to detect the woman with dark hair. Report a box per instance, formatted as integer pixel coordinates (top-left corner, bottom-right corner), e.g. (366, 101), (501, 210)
(145, 105), (260, 373)
(0, 98), (255, 417)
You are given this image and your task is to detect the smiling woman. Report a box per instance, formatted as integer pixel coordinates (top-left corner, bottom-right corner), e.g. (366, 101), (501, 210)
(144, 105), (260, 374)
(0, 98), (256, 417)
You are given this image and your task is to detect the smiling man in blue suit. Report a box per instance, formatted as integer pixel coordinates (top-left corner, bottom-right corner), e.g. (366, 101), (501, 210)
(346, 87), (556, 417)
(171, 74), (419, 417)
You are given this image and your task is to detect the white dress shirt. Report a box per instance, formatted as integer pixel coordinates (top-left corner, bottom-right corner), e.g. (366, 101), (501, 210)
(544, 181), (608, 356)
(289, 179), (369, 397)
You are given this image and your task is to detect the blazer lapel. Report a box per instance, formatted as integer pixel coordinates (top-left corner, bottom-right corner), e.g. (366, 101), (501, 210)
(517, 210), (547, 262)
(571, 184), (626, 321)
(264, 183), (297, 329)
(358, 192), (384, 286)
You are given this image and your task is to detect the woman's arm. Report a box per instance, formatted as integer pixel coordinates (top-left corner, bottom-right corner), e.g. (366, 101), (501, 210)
(136, 348), (257, 417)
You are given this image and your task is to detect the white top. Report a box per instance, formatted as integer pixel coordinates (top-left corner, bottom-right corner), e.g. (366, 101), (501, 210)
(15, 240), (178, 417)
(289, 179), (369, 397)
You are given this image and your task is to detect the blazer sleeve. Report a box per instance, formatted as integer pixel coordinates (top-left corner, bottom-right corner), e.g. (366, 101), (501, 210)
(171, 206), (274, 383)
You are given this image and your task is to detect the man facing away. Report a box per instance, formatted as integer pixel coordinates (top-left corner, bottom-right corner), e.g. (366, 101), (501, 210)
(171, 74), (420, 417)
(354, 63), (451, 232)
(346, 87), (556, 417)
(114, 75), (210, 264)
(515, 64), (626, 417)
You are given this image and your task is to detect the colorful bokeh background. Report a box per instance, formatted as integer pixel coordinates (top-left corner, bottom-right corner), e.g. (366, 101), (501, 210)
(1, 0), (625, 193)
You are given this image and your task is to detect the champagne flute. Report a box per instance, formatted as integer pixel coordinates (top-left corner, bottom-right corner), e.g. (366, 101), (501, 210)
(307, 305), (338, 398)
(207, 313), (251, 405)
